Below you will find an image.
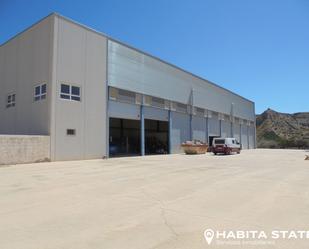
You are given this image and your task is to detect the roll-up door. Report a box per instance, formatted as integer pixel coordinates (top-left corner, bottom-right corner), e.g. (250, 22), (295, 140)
(192, 116), (206, 142)
(109, 100), (140, 120)
(170, 111), (190, 153)
(143, 106), (169, 121)
(233, 122), (241, 142)
(221, 120), (231, 138)
(241, 125), (249, 149)
(208, 116), (220, 136)
(248, 126), (255, 149)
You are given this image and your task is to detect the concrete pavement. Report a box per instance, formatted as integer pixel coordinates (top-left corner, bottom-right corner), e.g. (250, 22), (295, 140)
(0, 149), (309, 249)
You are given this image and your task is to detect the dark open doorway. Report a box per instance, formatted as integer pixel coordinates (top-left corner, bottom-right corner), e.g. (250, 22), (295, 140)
(109, 118), (141, 157)
(145, 119), (169, 155)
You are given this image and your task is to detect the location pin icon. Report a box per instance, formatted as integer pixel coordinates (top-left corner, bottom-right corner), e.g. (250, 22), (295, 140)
(204, 229), (215, 245)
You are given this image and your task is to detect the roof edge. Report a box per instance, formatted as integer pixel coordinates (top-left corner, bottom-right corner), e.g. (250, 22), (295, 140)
(1, 12), (255, 105)
(0, 12), (57, 48)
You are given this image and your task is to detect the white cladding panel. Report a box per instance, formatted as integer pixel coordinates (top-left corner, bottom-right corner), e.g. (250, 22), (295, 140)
(0, 17), (52, 135)
(54, 17), (107, 160)
(108, 40), (255, 121)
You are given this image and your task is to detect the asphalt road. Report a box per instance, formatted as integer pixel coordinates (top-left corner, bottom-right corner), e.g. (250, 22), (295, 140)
(0, 149), (309, 249)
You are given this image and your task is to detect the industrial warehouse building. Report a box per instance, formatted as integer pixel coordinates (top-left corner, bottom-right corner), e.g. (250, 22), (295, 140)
(0, 13), (256, 161)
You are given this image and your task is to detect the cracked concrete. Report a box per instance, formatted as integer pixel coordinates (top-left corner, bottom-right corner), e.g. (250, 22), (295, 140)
(0, 149), (309, 249)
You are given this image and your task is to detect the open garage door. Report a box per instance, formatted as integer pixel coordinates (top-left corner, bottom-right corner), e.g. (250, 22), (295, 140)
(109, 118), (141, 157)
(145, 119), (169, 155)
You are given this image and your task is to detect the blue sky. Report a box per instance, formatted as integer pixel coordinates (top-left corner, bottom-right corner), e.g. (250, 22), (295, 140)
(1, 0), (308, 114)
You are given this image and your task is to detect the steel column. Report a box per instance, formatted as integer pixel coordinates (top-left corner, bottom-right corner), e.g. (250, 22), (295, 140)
(168, 110), (172, 154)
(140, 105), (145, 156)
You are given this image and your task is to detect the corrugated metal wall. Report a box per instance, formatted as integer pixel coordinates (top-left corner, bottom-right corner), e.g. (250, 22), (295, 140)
(107, 40), (255, 121)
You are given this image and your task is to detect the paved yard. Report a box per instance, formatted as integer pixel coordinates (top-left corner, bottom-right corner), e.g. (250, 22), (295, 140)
(1, 149), (309, 249)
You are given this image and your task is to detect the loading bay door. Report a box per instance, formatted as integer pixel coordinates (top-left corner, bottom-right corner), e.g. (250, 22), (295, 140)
(145, 119), (169, 155)
(109, 118), (141, 157)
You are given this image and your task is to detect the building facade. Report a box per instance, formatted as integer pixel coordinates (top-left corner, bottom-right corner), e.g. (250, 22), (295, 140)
(0, 13), (256, 161)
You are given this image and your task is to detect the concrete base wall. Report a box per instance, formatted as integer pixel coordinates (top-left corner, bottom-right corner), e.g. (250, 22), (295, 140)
(0, 135), (50, 165)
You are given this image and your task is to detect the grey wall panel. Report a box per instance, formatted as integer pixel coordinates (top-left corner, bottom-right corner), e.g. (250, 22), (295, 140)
(241, 125), (249, 149)
(192, 116), (206, 142)
(0, 16), (52, 135)
(83, 30), (108, 159)
(53, 17), (107, 160)
(208, 117), (220, 136)
(144, 106), (168, 121)
(170, 112), (190, 153)
(221, 120), (231, 138)
(108, 40), (255, 121)
(248, 126), (255, 149)
(233, 123), (241, 142)
(109, 100), (140, 120)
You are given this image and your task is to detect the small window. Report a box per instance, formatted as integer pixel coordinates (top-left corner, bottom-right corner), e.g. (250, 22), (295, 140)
(66, 129), (76, 136)
(6, 94), (16, 108)
(34, 84), (47, 101)
(60, 84), (81, 101)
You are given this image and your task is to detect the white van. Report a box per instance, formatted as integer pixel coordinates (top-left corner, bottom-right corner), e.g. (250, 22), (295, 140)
(212, 138), (241, 155)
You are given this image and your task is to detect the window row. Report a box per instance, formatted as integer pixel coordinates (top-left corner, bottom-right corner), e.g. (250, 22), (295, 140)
(5, 83), (82, 108)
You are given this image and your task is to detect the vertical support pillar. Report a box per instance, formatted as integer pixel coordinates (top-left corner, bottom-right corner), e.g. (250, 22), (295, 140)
(140, 105), (145, 156)
(206, 116), (209, 144)
(190, 113), (193, 141)
(239, 123), (242, 145)
(219, 119), (222, 137)
(247, 124), (250, 149)
(105, 41), (110, 158)
(168, 110), (172, 154)
(230, 103), (234, 138)
(189, 88), (193, 141)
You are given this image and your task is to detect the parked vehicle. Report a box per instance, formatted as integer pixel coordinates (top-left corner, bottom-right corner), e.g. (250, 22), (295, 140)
(212, 138), (241, 155)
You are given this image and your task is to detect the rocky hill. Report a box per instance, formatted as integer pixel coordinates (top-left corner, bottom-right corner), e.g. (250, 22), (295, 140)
(256, 109), (309, 148)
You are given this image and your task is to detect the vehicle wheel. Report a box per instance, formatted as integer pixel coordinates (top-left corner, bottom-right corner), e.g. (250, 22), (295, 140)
(237, 150), (240, 154)
(214, 152), (217, 155)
